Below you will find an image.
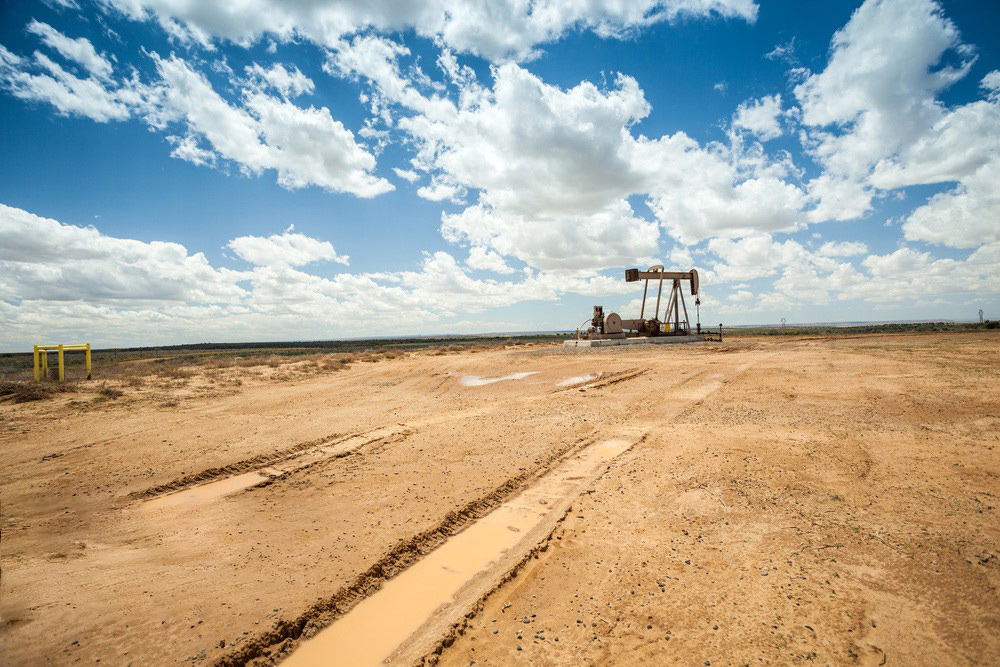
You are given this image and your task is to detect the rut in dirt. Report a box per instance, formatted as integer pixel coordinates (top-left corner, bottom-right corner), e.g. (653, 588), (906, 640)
(213, 433), (600, 667)
(133, 427), (411, 504)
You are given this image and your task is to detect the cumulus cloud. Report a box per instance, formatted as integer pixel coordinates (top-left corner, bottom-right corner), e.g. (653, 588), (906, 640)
(2, 0), (998, 338)
(466, 246), (514, 274)
(0, 37), (129, 122)
(705, 234), (808, 282)
(392, 167), (420, 183)
(244, 62), (314, 97)
(331, 41), (810, 259)
(228, 227), (350, 266)
(103, 0), (759, 62)
(731, 94), (783, 140)
(26, 20), (114, 81)
(702, 230), (999, 315)
(817, 240), (868, 257)
(0, 25), (392, 197)
(139, 53), (393, 196)
(0, 204), (244, 303)
(793, 0), (999, 242)
(442, 201), (660, 272)
(0, 203), (656, 348)
(637, 133), (806, 243)
(901, 160), (1000, 249)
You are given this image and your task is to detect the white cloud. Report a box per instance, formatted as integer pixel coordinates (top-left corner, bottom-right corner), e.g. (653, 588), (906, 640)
(705, 234), (808, 282)
(0, 40), (129, 122)
(851, 243), (1000, 302)
(228, 227), (350, 267)
(765, 38), (797, 65)
(103, 0), (758, 62)
(417, 177), (465, 203)
(731, 94), (783, 140)
(333, 45), (808, 257)
(817, 240), (868, 257)
(392, 167), (420, 183)
(442, 201), (660, 273)
(244, 62), (314, 97)
(26, 20), (114, 81)
(141, 53), (393, 197)
(0, 27), (392, 197)
(42, 0), (81, 9)
(466, 246), (515, 274)
(901, 160), (1000, 249)
(0, 203), (659, 349)
(401, 63), (651, 218)
(638, 132), (807, 243)
(0, 204), (244, 303)
(792, 0), (999, 234)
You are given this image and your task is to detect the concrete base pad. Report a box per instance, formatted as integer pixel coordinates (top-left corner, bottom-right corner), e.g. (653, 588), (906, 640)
(563, 335), (706, 348)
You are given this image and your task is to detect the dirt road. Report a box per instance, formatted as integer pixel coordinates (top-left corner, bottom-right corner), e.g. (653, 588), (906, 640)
(1, 333), (997, 665)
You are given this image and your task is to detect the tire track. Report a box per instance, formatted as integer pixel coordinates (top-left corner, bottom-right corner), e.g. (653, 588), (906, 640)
(132, 427), (411, 505)
(129, 434), (346, 500)
(213, 433), (599, 667)
(422, 436), (650, 666)
(426, 352), (779, 666)
(580, 367), (648, 390)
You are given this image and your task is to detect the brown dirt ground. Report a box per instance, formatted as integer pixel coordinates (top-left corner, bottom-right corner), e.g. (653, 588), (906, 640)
(0, 332), (998, 666)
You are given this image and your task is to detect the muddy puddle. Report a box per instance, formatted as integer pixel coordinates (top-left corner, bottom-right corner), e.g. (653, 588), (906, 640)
(141, 428), (407, 511)
(142, 470), (274, 510)
(459, 371), (538, 387)
(281, 438), (633, 667)
(556, 372), (603, 387)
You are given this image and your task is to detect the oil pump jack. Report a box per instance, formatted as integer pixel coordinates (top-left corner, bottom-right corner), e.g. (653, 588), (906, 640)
(580, 266), (701, 340)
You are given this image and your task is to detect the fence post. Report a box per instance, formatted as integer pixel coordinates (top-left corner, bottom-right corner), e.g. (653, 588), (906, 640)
(33, 345), (40, 382)
(719, 323), (723, 342)
(57, 344), (65, 383)
(85, 344), (92, 380)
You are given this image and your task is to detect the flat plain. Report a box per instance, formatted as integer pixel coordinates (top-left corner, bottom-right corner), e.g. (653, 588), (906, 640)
(1, 332), (997, 666)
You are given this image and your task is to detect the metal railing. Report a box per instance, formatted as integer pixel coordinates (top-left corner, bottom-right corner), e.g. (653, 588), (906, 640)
(33, 344), (92, 382)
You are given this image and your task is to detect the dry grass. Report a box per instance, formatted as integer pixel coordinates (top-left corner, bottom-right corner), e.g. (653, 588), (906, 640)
(0, 346), (421, 405)
(0, 380), (76, 403)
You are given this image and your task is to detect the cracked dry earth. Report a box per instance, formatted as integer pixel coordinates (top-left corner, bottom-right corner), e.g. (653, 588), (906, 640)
(1, 333), (998, 666)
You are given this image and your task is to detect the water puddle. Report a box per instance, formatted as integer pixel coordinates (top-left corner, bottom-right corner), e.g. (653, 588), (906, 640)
(142, 428), (407, 511)
(556, 372), (603, 387)
(459, 371), (538, 387)
(142, 470), (273, 510)
(281, 438), (633, 667)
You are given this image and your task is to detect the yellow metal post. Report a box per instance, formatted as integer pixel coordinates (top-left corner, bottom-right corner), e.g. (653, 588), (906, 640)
(86, 343), (92, 380)
(41, 351), (48, 380)
(33, 345), (40, 382)
(58, 344), (64, 383)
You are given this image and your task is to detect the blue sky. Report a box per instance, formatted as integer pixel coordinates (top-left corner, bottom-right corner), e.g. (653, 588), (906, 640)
(0, 0), (998, 350)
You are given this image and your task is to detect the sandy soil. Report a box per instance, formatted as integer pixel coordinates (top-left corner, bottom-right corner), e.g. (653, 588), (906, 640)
(1, 333), (997, 666)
